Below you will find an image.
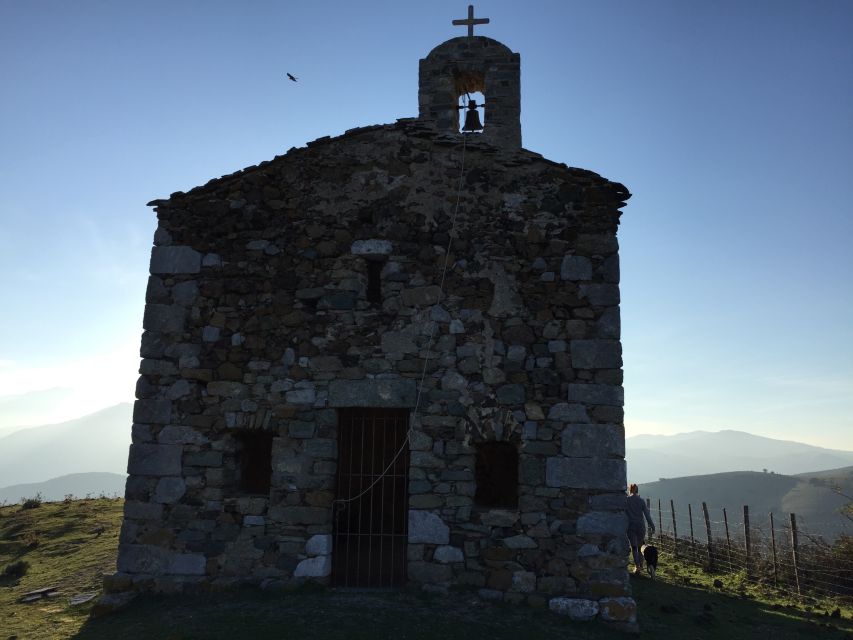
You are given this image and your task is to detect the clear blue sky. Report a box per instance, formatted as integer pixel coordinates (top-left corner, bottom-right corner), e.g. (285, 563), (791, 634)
(1, 1), (851, 448)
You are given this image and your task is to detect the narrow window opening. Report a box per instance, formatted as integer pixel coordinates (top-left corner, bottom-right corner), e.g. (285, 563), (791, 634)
(236, 431), (273, 494)
(474, 441), (518, 508)
(366, 260), (383, 304)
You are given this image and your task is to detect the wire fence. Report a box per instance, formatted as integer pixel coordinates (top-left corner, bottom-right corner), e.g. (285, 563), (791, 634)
(645, 498), (853, 603)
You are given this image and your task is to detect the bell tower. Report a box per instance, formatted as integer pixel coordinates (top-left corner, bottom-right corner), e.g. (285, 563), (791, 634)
(418, 6), (521, 148)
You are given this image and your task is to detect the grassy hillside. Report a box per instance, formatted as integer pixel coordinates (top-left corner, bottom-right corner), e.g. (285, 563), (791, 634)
(642, 470), (851, 540)
(0, 497), (122, 640)
(1, 498), (851, 639)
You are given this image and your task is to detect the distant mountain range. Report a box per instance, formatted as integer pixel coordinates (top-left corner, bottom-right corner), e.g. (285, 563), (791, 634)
(0, 403), (132, 488)
(626, 430), (853, 484)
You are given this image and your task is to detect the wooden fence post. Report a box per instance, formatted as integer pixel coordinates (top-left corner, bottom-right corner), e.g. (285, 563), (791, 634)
(743, 505), (751, 578)
(688, 503), (696, 562)
(790, 513), (801, 595)
(702, 502), (714, 570)
(658, 498), (663, 542)
(769, 512), (778, 587)
(670, 499), (678, 559)
(723, 507), (733, 572)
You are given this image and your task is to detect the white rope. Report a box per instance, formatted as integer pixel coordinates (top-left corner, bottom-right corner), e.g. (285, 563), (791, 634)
(333, 134), (469, 510)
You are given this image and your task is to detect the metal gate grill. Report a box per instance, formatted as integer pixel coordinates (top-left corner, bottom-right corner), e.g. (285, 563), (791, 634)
(332, 408), (409, 587)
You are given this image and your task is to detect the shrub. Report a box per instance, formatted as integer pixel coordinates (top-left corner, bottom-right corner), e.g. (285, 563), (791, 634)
(23, 530), (40, 548)
(20, 493), (42, 510)
(2, 560), (30, 578)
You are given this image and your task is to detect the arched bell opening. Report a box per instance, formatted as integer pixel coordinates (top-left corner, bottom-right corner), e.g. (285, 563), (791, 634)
(455, 70), (485, 134)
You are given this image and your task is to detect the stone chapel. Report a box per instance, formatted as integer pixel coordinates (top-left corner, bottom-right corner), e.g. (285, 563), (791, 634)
(107, 7), (635, 627)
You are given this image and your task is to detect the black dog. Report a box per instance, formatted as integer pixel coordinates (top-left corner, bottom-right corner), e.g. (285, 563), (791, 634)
(641, 544), (659, 579)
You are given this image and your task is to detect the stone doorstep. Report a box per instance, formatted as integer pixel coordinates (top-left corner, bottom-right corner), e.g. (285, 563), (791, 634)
(548, 595), (637, 625)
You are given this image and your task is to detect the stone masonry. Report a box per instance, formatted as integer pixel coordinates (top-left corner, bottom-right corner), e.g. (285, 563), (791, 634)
(106, 30), (635, 628)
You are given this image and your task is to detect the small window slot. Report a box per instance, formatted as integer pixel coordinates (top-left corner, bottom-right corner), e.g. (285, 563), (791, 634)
(475, 441), (518, 508)
(236, 431), (273, 494)
(366, 260), (383, 304)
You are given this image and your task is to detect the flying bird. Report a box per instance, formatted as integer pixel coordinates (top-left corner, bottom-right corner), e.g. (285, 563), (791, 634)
(286, 73), (298, 82)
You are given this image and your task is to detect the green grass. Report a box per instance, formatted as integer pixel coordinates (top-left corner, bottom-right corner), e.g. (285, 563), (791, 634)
(0, 497), (122, 640)
(1, 498), (851, 639)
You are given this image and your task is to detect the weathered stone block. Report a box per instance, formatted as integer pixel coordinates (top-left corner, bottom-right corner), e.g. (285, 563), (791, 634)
(503, 535), (537, 549)
(567, 384), (624, 407)
(294, 556), (332, 578)
(401, 286), (442, 307)
(207, 381), (247, 398)
(579, 284), (619, 306)
(480, 510), (519, 527)
(511, 571), (536, 593)
(169, 553), (206, 575)
(328, 379), (416, 408)
(116, 544), (169, 574)
(158, 425), (208, 445)
(127, 444), (182, 476)
(133, 399), (172, 425)
(184, 451), (222, 467)
(305, 534), (332, 556)
(496, 384), (525, 405)
(561, 424), (625, 458)
(549, 597), (599, 621)
(570, 340), (622, 370)
(351, 239), (392, 255)
(142, 304), (186, 333)
(268, 506), (329, 525)
(288, 421), (315, 438)
(172, 281), (199, 306)
(598, 597), (637, 624)
(599, 254), (620, 284)
(576, 511), (628, 536)
(150, 246), (201, 274)
(596, 307), (621, 339)
(408, 510), (449, 544)
(285, 388), (316, 405)
(545, 457), (626, 490)
(123, 501), (163, 520)
(153, 477), (186, 504)
(560, 256), (592, 281)
(547, 403), (589, 423)
(433, 545), (464, 564)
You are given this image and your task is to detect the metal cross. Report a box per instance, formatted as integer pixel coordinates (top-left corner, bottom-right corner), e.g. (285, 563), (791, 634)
(452, 5), (489, 37)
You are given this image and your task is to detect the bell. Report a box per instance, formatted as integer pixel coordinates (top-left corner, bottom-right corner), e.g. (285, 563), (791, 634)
(461, 100), (483, 132)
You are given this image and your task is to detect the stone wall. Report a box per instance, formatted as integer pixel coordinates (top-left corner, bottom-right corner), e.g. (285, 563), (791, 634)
(109, 119), (634, 625)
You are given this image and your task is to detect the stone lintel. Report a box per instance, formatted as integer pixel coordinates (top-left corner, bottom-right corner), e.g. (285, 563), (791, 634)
(328, 379), (417, 408)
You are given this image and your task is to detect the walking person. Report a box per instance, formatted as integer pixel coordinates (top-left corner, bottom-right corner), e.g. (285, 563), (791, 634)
(626, 483), (655, 575)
